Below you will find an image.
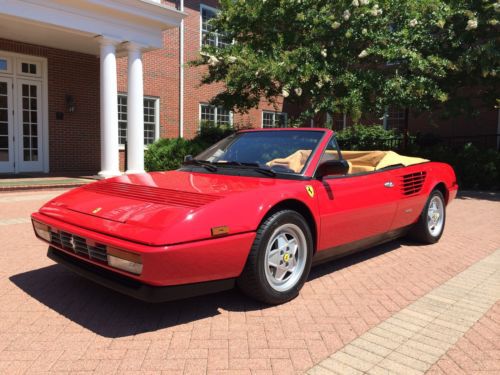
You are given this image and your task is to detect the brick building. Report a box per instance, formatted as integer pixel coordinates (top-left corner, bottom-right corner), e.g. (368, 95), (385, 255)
(0, 1), (497, 176)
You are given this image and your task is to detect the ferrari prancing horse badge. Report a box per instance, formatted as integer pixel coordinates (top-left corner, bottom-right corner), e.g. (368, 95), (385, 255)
(305, 185), (315, 198)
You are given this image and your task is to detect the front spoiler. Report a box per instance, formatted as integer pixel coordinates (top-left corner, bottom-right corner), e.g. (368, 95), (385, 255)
(48, 247), (235, 303)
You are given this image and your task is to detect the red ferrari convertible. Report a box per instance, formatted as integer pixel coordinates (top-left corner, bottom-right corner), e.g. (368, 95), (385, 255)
(32, 129), (457, 304)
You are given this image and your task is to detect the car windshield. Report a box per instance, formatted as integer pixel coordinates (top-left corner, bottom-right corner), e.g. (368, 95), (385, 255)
(194, 130), (325, 174)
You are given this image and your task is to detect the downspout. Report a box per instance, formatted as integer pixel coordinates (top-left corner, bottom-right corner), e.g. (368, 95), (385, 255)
(179, 0), (184, 138)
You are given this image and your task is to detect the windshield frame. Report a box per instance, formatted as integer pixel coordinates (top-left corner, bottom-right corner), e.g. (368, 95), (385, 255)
(183, 129), (329, 178)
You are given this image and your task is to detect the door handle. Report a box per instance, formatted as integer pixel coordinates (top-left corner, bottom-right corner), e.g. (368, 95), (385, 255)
(384, 181), (394, 188)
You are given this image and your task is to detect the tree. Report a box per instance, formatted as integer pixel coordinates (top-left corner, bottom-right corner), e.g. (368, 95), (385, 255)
(192, 0), (499, 123)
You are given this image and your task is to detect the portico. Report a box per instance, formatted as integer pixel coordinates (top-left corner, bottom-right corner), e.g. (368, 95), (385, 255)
(0, 0), (184, 176)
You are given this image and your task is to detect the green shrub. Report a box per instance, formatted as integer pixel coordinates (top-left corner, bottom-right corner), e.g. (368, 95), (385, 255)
(414, 143), (500, 190)
(335, 125), (401, 150)
(144, 123), (239, 172)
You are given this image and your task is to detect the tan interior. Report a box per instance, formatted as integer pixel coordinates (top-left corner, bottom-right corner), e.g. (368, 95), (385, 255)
(266, 150), (428, 174)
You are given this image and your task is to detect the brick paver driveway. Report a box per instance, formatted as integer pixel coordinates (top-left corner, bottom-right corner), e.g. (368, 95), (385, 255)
(0, 189), (499, 374)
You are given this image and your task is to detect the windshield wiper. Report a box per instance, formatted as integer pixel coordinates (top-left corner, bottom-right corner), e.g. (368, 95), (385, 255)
(182, 159), (218, 172)
(216, 161), (276, 177)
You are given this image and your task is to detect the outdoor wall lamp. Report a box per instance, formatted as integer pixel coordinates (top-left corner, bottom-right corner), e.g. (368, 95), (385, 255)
(65, 94), (76, 113)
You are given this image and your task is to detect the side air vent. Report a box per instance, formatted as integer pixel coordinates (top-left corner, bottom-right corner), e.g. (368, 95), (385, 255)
(400, 171), (426, 196)
(83, 181), (221, 208)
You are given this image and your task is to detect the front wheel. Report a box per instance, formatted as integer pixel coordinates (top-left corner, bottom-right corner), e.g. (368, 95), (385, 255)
(237, 210), (313, 304)
(408, 189), (446, 244)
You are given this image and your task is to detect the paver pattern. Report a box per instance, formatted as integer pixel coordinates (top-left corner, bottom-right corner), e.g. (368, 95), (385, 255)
(308, 249), (500, 374)
(0, 189), (498, 374)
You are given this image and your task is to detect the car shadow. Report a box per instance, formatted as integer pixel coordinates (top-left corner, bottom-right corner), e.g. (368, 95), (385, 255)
(457, 190), (500, 202)
(10, 239), (410, 338)
(309, 239), (406, 281)
(9, 264), (266, 338)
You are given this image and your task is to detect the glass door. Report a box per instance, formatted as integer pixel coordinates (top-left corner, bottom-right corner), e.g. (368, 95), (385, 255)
(0, 77), (14, 173)
(16, 79), (43, 172)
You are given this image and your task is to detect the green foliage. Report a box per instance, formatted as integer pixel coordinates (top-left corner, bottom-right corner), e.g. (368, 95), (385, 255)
(193, 0), (499, 122)
(144, 124), (238, 172)
(336, 125), (500, 189)
(413, 143), (500, 190)
(336, 125), (401, 150)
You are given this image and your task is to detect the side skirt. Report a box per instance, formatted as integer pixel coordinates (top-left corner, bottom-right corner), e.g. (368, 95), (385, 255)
(312, 226), (411, 266)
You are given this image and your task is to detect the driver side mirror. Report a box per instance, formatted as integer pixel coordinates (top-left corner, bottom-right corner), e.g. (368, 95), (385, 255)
(315, 159), (349, 179)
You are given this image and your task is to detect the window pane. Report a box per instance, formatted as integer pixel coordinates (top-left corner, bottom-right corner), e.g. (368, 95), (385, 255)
(200, 104), (215, 124)
(0, 59), (7, 71)
(263, 112), (274, 128)
(118, 96), (127, 145)
(217, 107), (231, 126)
(387, 107), (405, 130)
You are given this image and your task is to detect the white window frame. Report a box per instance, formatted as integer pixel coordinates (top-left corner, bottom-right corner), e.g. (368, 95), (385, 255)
(117, 93), (160, 149)
(17, 60), (42, 78)
(261, 110), (288, 128)
(200, 4), (231, 49)
(199, 103), (233, 128)
(0, 55), (13, 74)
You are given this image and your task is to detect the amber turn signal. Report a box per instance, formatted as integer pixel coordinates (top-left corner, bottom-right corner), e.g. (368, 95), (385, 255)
(211, 225), (229, 236)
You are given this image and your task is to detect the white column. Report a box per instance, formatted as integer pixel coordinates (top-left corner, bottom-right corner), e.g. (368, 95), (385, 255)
(125, 42), (145, 174)
(98, 37), (121, 178)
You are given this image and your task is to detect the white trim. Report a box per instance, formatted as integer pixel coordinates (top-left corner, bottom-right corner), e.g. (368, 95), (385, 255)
(0, 55), (13, 74)
(0, 50), (48, 174)
(1, 0), (185, 52)
(179, 0), (185, 138)
(17, 60), (42, 78)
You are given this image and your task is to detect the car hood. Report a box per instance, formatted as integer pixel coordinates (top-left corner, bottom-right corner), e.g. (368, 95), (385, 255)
(39, 170), (306, 246)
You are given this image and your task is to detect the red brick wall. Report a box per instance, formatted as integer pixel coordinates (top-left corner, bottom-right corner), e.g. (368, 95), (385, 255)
(0, 38), (100, 174)
(117, 0), (285, 148)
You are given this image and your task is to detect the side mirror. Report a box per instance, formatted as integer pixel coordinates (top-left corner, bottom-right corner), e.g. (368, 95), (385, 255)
(315, 159), (349, 179)
(184, 155), (193, 162)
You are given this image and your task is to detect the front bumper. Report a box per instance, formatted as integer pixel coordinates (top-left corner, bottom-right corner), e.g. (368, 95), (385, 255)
(48, 247), (235, 302)
(32, 212), (255, 289)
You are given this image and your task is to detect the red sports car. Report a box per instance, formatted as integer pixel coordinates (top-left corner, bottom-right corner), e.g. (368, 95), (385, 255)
(32, 129), (457, 304)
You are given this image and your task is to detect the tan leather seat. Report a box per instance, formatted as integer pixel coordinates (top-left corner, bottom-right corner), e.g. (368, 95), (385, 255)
(266, 150), (312, 173)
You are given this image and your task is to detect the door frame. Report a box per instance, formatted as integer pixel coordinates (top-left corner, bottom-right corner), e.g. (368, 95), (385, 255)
(0, 50), (49, 173)
(0, 76), (14, 173)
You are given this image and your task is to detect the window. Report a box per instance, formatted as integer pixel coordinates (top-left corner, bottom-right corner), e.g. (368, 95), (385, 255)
(262, 111), (287, 128)
(200, 104), (232, 126)
(118, 95), (159, 146)
(385, 106), (406, 131)
(0, 59), (8, 72)
(18, 60), (40, 77)
(320, 136), (341, 164)
(201, 5), (230, 48)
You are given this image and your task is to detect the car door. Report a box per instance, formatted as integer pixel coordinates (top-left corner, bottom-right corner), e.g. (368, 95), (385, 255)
(314, 138), (400, 251)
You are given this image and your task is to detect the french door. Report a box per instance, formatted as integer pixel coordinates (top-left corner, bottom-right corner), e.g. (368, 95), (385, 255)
(0, 77), (14, 173)
(16, 79), (43, 172)
(0, 76), (43, 173)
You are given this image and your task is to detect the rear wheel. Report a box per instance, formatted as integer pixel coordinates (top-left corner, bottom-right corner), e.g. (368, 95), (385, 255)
(408, 189), (446, 244)
(237, 210), (313, 304)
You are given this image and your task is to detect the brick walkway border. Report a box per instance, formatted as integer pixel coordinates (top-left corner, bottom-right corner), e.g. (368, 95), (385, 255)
(308, 249), (500, 375)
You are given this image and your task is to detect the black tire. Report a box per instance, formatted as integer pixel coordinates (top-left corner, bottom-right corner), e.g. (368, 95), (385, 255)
(237, 210), (313, 305)
(408, 189), (446, 244)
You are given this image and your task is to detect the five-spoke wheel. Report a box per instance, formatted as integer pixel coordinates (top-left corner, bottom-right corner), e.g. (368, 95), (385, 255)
(238, 210), (313, 304)
(409, 189), (446, 244)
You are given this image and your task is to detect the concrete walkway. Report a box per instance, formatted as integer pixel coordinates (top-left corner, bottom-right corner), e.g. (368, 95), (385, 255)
(308, 250), (500, 374)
